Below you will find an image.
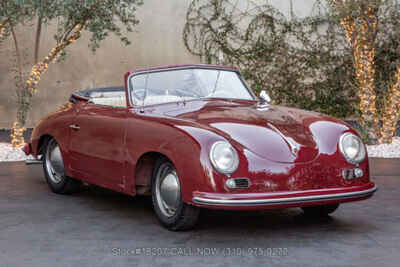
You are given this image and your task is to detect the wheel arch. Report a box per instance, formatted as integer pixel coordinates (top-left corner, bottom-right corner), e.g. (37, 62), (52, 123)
(37, 134), (53, 156)
(133, 151), (171, 193)
(124, 117), (231, 201)
(126, 127), (223, 203)
(127, 132), (203, 198)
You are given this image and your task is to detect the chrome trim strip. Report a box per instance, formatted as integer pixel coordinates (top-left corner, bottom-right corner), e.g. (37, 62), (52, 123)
(69, 124), (80, 130)
(25, 159), (43, 165)
(193, 185), (377, 206)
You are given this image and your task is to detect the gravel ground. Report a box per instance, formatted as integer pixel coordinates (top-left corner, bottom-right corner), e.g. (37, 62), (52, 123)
(366, 137), (400, 158)
(1, 138), (399, 162)
(0, 143), (33, 162)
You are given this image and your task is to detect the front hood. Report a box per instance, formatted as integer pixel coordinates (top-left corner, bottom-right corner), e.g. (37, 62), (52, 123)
(164, 100), (323, 163)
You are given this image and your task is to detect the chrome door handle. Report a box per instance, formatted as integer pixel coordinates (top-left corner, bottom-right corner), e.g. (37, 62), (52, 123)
(69, 124), (80, 130)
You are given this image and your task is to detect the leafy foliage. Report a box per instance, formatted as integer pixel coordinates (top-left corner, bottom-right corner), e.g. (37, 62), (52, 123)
(0, 0), (143, 146)
(183, 0), (400, 120)
(2, 0), (142, 52)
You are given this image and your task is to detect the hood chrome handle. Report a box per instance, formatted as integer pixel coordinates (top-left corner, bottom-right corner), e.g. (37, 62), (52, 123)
(69, 124), (80, 130)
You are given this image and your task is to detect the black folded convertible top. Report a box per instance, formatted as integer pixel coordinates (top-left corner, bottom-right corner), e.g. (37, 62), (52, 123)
(70, 86), (124, 102)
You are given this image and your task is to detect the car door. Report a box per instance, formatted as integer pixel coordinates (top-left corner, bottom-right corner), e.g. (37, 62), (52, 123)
(68, 101), (127, 190)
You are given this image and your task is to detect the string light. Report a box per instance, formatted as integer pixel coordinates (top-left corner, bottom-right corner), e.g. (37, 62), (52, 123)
(11, 24), (83, 148)
(381, 66), (400, 143)
(338, 2), (400, 144)
(26, 24), (83, 94)
(339, 4), (380, 142)
(11, 121), (25, 148)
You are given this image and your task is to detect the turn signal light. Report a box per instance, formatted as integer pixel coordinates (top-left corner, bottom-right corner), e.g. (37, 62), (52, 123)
(225, 178), (250, 189)
(342, 168), (364, 180)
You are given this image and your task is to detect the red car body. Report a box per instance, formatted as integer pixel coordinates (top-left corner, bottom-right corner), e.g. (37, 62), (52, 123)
(25, 64), (376, 211)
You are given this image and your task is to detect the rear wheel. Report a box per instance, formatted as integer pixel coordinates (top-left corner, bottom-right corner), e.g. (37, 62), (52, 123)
(43, 138), (81, 194)
(151, 158), (200, 231)
(301, 204), (339, 217)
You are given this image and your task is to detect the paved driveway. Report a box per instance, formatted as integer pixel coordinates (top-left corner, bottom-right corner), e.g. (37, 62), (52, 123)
(0, 160), (399, 267)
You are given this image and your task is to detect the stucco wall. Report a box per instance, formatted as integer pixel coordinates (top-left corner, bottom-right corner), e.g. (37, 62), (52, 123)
(0, 0), (315, 128)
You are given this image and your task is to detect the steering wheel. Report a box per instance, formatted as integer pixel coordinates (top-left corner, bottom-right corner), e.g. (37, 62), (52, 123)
(175, 88), (201, 98)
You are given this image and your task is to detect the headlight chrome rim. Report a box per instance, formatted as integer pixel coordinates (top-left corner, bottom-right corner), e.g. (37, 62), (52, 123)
(209, 141), (239, 174)
(339, 132), (366, 164)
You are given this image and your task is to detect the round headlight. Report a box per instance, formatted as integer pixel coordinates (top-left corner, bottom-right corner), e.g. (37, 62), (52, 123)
(210, 141), (239, 174)
(339, 133), (366, 164)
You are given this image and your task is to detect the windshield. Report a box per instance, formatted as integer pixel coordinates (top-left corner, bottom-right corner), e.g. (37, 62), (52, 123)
(130, 68), (254, 106)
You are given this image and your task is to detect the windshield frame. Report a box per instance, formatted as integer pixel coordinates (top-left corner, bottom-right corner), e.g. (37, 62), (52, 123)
(127, 66), (257, 107)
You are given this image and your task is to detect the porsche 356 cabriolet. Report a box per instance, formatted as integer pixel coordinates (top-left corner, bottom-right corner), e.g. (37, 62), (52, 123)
(24, 64), (377, 230)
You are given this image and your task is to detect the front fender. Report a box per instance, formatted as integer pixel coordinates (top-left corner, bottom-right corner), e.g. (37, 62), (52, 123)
(158, 125), (229, 203)
(124, 115), (229, 202)
(30, 102), (76, 159)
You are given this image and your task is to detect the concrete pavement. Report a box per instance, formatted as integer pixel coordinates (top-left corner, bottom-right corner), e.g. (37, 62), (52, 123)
(0, 160), (399, 267)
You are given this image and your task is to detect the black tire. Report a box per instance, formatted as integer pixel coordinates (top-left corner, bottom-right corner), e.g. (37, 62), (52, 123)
(301, 204), (339, 217)
(43, 138), (82, 194)
(151, 158), (200, 231)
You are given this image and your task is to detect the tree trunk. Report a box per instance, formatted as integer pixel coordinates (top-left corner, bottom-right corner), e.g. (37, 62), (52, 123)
(380, 66), (400, 143)
(340, 11), (380, 144)
(34, 17), (42, 64)
(352, 36), (380, 143)
(11, 24), (83, 147)
(9, 25), (28, 147)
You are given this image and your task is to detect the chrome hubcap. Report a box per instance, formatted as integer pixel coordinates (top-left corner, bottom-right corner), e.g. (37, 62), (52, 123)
(45, 139), (65, 184)
(156, 165), (180, 217)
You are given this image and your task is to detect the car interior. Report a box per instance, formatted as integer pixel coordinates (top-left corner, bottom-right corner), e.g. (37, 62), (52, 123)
(74, 86), (127, 108)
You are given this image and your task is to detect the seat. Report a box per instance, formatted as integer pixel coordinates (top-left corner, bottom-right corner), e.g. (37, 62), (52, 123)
(91, 96), (126, 107)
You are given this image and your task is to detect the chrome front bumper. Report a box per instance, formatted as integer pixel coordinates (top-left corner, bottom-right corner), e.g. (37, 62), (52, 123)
(193, 185), (377, 207)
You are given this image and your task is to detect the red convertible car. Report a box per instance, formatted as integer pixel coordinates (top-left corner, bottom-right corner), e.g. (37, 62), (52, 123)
(24, 64), (376, 230)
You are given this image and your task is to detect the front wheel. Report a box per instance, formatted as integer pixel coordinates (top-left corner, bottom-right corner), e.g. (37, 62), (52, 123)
(151, 158), (200, 231)
(43, 138), (81, 194)
(301, 204), (339, 217)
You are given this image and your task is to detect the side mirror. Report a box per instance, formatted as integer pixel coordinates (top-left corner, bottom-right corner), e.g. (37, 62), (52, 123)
(259, 90), (271, 103)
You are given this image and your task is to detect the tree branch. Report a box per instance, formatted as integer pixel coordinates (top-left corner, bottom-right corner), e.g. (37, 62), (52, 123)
(34, 17), (42, 64)
(26, 23), (85, 94)
(9, 24), (24, 87)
